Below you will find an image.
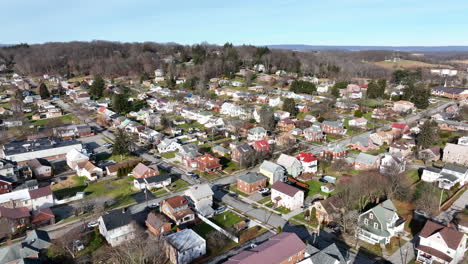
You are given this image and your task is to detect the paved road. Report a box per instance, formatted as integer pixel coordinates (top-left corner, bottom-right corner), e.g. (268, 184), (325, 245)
(436, 189), (468, 224)
(386, 236), (417, 264)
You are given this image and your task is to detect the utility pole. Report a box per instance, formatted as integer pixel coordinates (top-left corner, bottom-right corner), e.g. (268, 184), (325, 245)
(439, 189), (444, 211)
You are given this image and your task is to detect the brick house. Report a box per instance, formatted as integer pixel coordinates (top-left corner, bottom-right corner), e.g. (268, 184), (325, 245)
(0, 177), (13, 194)
(303, 124), (325, 142)
(132, 163), (159, 178)
(321, 144), (347, 160)
(145, 212), (172, 236)
(310, 195), (344, 224)
(320, 120), (345, 135)
(392, 100), (415, 113)
(231, 143), (254, 163)
(348, 134), (379, 152)
(431, 86), (468, 100)
(237, 173), (268, 194)
(196, 154), (222, 173)
(277, 118), (296, 132)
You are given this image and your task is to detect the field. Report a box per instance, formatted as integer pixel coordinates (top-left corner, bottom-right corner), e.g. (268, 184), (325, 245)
(372, 59), (452, 70)
(32, 113), (80, 126)
(450, 59), (468, 64)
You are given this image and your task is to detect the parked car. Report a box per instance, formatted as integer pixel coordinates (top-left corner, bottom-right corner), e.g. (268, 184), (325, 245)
(73, 240), (85, 252)
(261, 191), (271, 197)
(148, 202), (159, 209)
(250, 243), (257, 249)
(86, 221), (99, 228)
(229, 192), (239, 197)
(319, 177), (328, 183)
(257, 188), (270, 194)
(214, 205), (227, 215)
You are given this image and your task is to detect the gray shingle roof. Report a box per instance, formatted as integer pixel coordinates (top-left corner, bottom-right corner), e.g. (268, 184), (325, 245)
(237, 172), (267, 184)
(165, 229), (205, 252)
(355, 153), (379, 165)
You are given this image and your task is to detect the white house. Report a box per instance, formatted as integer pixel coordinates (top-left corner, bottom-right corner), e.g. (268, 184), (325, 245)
(0, 186), (54, 210)
(133, 174), (172, 190)
(380, 153), (406, 175)
(296, 152), (318, 174)
(416, 220), (467, 264)
(317, 84), (329, 93)
(349, 118), (368, 128)
(421, 164), (468, 190)
(66, 148), (90, 169)
(185, 184), (214, 217)
(247, 127), (268, 141)
(165, 229), (206, 264)
(98, 209), (136, 247)
(75, 161), (103, 181)
(271, 181), (304, 211)
(269, 97), (282, 107)
(157, 138), (180, 153)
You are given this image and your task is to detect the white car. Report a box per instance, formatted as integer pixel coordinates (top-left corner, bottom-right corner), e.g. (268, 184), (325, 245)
(86, 221), (99, 228)
(257, 188), (269, 194)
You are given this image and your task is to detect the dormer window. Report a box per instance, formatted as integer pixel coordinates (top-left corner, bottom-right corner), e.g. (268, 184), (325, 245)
(369, 213), (373, 219)
(374, 223), (378, 229)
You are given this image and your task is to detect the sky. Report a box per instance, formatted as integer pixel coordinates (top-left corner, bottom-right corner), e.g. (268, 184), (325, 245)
(2, 0), (468, 46)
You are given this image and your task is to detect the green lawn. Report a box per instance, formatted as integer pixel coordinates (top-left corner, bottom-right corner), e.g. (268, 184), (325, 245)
(192, 222), (215, 238)
(405, 169), (420, 185)
(33, 113), (80, 126)
(292, 212), (319, 227)
(358, 241), (383, 257)
(76, 228), (105, 257)
(152, 188), (168, 197)
(161, 151), (177, 159)
(305, 180), (325, 197)
(257, 196), (271, 204)
(212, 211), (244, 228)
(168, 178), (189, 192)
(265, 202), (291, 214)
(365, 145), (388, 155)
(363, 112), (372, 120)
(95, 153), (138, 162)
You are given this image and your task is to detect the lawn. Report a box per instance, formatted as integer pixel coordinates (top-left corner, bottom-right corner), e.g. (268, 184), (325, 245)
(212, 211), (244, 228)
(167, 178), (189, 192)
(363, 112), (373, 120)
(405, 169), (420, 185)
(385, 236), (407, 256)
(292, 212), (319, 227)
(358, 240), (383, 257)
(95, 153), (138, 162)
(257, 196), (271, 204)
(222, 159), (240, 173)
(265, 202), (291, 214)
(76, 228), (105, 257)
(53, 176), (138, 207)
(365, 145), (388, 155)
(152, 188), (168, 196)
(161, 151), (177, 159)
(33, 113), (80, 126)
(373, 59), (450, 70)
(304, 180), (325, 197)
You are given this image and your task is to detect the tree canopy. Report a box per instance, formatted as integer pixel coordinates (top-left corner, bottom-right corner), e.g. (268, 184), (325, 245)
(90, 75), (105, 98)
(290, 80), (316, 95)
(282, 98), (297, 116)
(38, 83), (50, 98)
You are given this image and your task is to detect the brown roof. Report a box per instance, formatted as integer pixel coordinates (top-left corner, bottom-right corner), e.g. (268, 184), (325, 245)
(106, 159), (140, 173)
(31, 208), (55, 223)
(29, 186), (53, 199)
(132, 163), (157, 176)
(416, 245), (453, 263)
(77, 161), (98, 172)
(145, 212), (170, 229)
(271, 181), (302, 197)
(420, 220), (464, 250)
(0, 206), (30, 219)
(225, 232), (306, 264)
(27, 158), (51, 169)
(163, 195), (189, 209)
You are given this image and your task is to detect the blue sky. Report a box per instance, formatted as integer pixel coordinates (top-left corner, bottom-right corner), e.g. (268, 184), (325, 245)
(2, 0), (468, 46)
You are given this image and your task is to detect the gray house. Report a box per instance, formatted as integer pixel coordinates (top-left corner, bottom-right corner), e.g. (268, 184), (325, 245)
(165, 229), (206, 264)
(98, 209), (137, 247)
(259, 160), (285, 183)
(277, 154), (303, 178)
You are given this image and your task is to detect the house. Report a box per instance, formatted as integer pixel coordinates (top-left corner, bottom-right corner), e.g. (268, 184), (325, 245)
(176, 144), (201, 168)
(105, 160), (140, 177)
(185, 184), (214, 217)
(418, 147), (441, 162)
(165, 229), (206, 264)
(65, 148), (90, 169)
(421, 164), (467, 190)
(296, 152), (318, 174)
(392, 100), (415, 113)
(98, 209), (136, 247)
(303, 125), (325, 142)
(259, 161), (285, 184)
(277, 154), (303, 178)
(2, 138), (83, 165)
(132, 163), (159, 178)
(196, 154), (222, 173)
(389, 140), (414, 157)
(372, 108), (394, 120)
(349, 117), (368, 129)
(231, 143), (254, 163)
(27, 158), (52, 179)
(348, 134), (379, 152)
(158, 138), (180, 153)
(271, 181), (304, 210)
(321, 144), (347, 160)
(310, 195), (344, 224)
(146, 212), (172, 236)
(133, 174), (172, 190)
(354, 153), (381, 170)
(277, 118), (296, 132)
(253, 139), (270, 153)
(0, 186), (54, 210)
(160, 196), (195, 226)
(237, 173), (268, 194)
(391, 123), (410, 138)
(0, 207), (30, 239)
(274, 110), (290, 120)
(75, 161), (103, 181)
(321, 120), (345, 135)
(0, 176), (13, 194)
(370, 131), (394, 146)
(431, 86), (468, 100)
(212, 145), (230, 156)
(225, 232), (306, 264)
(321, 183), (335, 193)
(0, 230), (51, 264)
(416, 220), (467, 264)
(247, 127), (268, 141)
(443, 143), (468, 166)
(357, 200), (405, 245)
(380, 153), (406, 175)
(299, 243), (347, 264)
(269, 97), (283, 107)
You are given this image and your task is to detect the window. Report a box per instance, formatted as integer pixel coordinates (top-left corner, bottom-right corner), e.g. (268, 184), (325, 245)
(369, 213), (373, 219)
(364, 219), (369, 225)
(374, 223), (378, 229)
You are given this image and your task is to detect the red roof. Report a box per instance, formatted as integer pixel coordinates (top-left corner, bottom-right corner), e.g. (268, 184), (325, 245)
(0, 207), (30, 219)
(420, 220), (464, 250)
(31, 208), (55, 223)
(98, 106), (106, 113)
(392, 123), (407, 130)
(358, 84), (368, 88)
(296, 152), (317, 163)
(254, 139), (270, 148)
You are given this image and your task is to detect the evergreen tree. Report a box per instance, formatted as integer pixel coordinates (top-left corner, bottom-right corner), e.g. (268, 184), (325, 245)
(112, 93), (130, 113)
(38, 83), (50, 98)
(354, 110), (363, 117)
(259, 105), (276, 131)
(290, 80), (316, 94)
(282, 98), (297, 116)
(90, 75), (105, 98)
(113, 129), (131, 156)
(139, 72), (150, 83)
(331, 86), (340, 97)
(417, 120), (439, 149)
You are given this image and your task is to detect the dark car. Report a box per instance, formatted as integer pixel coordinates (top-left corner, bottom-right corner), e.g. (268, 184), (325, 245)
(319, 177), (328, 183)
